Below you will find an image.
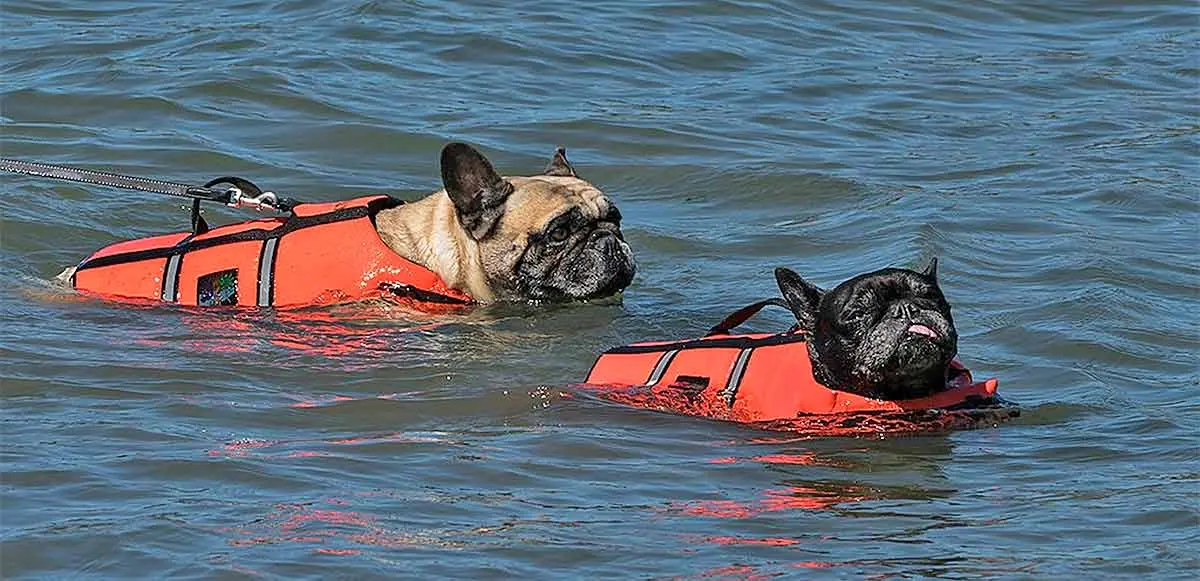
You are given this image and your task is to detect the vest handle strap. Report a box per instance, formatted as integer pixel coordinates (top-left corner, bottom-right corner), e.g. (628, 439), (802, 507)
(705, 298), (801, 337)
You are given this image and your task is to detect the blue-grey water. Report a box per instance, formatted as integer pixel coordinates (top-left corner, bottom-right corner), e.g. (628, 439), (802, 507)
(2, 1), (1198, 579)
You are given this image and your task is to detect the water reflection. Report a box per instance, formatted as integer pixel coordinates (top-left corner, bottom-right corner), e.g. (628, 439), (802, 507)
(220, 500), (464, 553)
(659, 436), (971, 578)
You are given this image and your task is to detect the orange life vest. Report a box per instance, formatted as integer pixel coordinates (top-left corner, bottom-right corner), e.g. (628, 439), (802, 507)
(584, 332), (999, 421)
(70, 195), (472, 309)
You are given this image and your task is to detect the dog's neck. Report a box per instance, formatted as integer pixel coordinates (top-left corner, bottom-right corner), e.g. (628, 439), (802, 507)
(806, 340), (839, 389)
(372, 193), (496, 302)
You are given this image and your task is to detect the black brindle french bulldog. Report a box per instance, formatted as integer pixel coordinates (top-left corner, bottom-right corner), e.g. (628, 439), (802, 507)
(774, 258), (958, 400)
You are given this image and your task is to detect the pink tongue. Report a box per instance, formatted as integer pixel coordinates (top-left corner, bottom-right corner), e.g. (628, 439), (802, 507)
(908, 323), (938, 338)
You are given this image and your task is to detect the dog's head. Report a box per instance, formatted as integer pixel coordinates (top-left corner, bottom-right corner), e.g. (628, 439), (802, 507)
(774, 259), (958, 399)
(440, 143), (636, 302)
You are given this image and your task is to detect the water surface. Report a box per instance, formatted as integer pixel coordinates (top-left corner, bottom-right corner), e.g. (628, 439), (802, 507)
(2, 1), (1198, 578)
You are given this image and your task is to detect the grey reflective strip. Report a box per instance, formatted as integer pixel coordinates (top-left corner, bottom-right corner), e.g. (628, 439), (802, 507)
(645, 349), (680, 385)
(718, 348), (755, 406)
(161, 254), (182, 302)
(257, 237), (278, 307)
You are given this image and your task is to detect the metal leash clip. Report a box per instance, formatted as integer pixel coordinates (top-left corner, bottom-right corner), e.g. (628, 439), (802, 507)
(224, 186), (280, 211)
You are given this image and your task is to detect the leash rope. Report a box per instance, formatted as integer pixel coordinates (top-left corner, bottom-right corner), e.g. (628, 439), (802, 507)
(0, 158), (300, 213)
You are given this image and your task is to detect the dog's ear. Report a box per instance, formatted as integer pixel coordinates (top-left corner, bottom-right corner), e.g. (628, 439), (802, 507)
(441, 143), (515, 239)
(921, 257), (939, 281)
(775, 267), (824, 331)
(543, 146), (577, 177)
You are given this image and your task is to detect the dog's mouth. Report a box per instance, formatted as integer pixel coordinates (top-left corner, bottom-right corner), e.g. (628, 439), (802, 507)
(906, 323), (940, 339)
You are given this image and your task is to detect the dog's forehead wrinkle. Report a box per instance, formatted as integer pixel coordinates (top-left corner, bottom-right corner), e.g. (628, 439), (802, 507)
(547, 206), (585, 229)
(510, 176), (607, 220)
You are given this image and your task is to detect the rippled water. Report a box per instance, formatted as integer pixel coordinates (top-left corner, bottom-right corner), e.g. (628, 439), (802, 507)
(2, 1), (1198, 578)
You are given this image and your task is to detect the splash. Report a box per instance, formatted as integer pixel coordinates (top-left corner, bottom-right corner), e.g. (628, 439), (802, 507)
(750, 406), (1020, 438)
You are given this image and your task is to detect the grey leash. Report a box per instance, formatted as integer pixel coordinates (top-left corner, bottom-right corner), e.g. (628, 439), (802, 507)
(1, 157), (301, 234)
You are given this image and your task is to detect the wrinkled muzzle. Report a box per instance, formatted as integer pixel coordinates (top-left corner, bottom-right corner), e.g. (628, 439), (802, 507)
(535, 225), (636, 302)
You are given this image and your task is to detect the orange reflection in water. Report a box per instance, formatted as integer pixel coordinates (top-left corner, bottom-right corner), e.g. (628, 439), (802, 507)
(700, 536), (801, 547)
(206, 432), (457, 460)
(662, 561), (838, 581)
(671, 483), (873, 520)
(707, 451), (848, 467)
(665, 452), (866, 576)
(676, 449), (875, 517)
(221, 501), (459, 554)
(168, 302), (460, 358)
(664, 564), (778, 581)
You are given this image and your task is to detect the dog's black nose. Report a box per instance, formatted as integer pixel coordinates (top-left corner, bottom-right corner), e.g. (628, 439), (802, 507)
(602, 205), (622, 224)
(895, 301), (918, 319)
(593, 220), (625, 241)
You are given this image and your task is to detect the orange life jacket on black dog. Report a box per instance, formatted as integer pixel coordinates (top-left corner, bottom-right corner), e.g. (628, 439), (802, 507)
(71, 195), (472, 309)
(584, 315), (999, 421)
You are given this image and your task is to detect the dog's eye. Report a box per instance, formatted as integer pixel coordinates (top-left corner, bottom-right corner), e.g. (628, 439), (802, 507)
(548, 224), (571, 243)
(844, 306), (873, 322)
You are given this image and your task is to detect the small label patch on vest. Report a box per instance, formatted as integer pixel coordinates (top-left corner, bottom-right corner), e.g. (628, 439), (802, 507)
(198, 269), (239, 306)
(670, 375), (710, 390)
(668, 375), (710, 405)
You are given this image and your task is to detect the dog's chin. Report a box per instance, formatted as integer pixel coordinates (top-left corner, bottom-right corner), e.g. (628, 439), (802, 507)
(583, 272), (634, 302)
(578, 289), (626, 306)
(894, 331), (952, 366)
(831, 316), (956, 399)
(884, 343), (953, 392)
(858, 333), (954, 397)
(527, 268), (633, 303)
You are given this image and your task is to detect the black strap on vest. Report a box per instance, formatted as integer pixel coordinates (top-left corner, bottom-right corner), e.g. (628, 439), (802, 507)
(705, 298), (804, 337)
(189, 199), (208, 235)
(191, 176), (271, 235)
(604, 333), (807, 355)
(379, 282), (471, 305)
(75, 203), (373, 273)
